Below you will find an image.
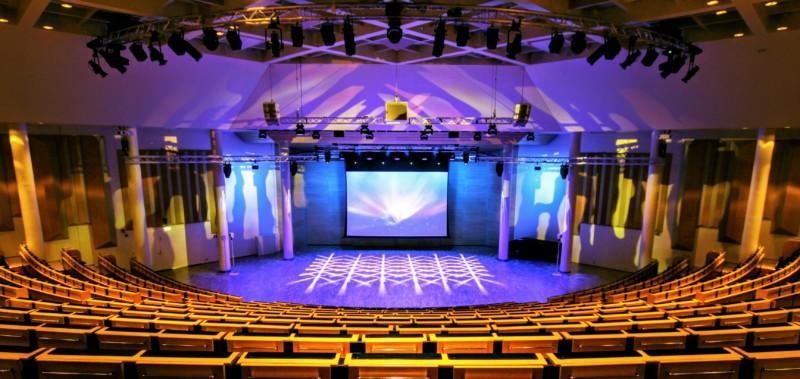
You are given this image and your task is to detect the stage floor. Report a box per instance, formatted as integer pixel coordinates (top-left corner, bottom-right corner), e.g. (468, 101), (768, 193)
(162, 247), (628, 308)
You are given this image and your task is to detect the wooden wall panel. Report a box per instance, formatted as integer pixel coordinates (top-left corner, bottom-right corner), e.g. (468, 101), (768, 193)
(80, 136), (116, 249)
(674, 141), (711, 251)
(0, 136), (17, 231)
(774, 142), (800, 235)
(29, 136), (67, 241)
(719, 141), (755, 243)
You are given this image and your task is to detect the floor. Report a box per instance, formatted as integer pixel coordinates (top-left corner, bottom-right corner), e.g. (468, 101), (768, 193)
(162, 247), (628, 308)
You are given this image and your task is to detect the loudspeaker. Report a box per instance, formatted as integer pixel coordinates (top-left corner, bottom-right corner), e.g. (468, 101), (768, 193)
(385, 100), (408, 122)
(263, 101), (279, 125)
(333, 130), (345, 138)
(495, 162), (504, 177)
(513, 103), (531, 126)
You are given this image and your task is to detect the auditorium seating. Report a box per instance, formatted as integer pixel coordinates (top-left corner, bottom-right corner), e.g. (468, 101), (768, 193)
(0, 246), (798, 377)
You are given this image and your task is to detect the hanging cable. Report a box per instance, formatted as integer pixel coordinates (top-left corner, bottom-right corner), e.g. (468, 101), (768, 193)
(492, 63), (498, 118)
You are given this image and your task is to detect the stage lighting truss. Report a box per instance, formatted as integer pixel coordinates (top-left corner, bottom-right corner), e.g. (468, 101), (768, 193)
(273, 116), (518, 127)
(92, 4), (695, 67)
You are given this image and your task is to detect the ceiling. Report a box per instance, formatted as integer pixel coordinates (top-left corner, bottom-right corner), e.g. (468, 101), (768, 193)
(0, 0), (796, 65)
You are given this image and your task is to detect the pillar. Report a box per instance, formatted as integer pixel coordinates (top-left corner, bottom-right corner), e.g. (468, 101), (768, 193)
(8, 124), (45, 257)
(740, 128), (775, 261)
(211, 130), (232, 272)
(279, 145), (294, 260)
(638, 130), (662, 269)
(124, 127), (151, 266)
(559, 132), (581, 273)
(497, 145), (513, 261)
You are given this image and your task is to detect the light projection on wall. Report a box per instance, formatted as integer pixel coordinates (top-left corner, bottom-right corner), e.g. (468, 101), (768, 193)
(346, 171), (448, 237)
(290, 253), (502, 296)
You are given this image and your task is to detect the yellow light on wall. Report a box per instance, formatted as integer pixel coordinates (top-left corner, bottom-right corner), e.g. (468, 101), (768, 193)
(733, 32), (744, 37)
(0, 18), (8, 23)
(776, 26), (788, 31)
(706, 0), (719, 5)
(60, 3), (73, 8)
(765, 1), (778, 6)
(716, 10), (727, 15)
(42, 25), (54, 30)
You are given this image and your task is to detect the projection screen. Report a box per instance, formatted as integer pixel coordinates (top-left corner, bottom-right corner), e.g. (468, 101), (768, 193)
(346, 171), (448, 237)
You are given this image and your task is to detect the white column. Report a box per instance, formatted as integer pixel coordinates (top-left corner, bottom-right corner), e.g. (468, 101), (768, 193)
(497, 145), (513, 261)
(8, 124), (45, 257)
(124, 127), (151, 266)
(638, 130), (661, 269)
(559, 132), (581, 273)
(740, 128), (775, 261)
(279, 145), (294, 260)
(211, 130), (232, 272)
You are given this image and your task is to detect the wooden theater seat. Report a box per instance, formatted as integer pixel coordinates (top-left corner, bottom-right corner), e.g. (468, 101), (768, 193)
(561, 331), (628, 353)
(344, 352), (443, 379)
(625, 329), (689, 351)
(639, 348), (741, 378)
(133, 350), (238, 378)
(291, 334), (357, 354)
(0, 346), (46, 379)
(156, 330), (225, 352)
(35, 348), (139, 379)
(363, 334), (426, 353)
(446, 353), (546, 379)
(35, 324), (100, 349)
(683, 326), (748, 349)
(731, 345), (800, 378)
(545, 351), (646, 379)
(430, 333), (494, 354)
(237, 352), (340, 379)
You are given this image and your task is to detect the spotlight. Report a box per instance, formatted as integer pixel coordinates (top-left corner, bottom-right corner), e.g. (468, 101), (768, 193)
(324, 150), (331, 163)
(365, 131), (374, 140)
(486, 123), (498, 136)
(268, 20), (283, 58)
(88, 58), (108, 78)
(495, 162), (504, 177)
(129, 42), (148, 61)
(658, 51), (687, 79)
(420, 131), (429, 140)
(311, 131), (321, 140)
(333, 130), (345, 138)
(167, 30), (187, 55)
(549, 31), (564, 53)
(295, 123), (306, 136)
(473, 131), (482, 141)
(682, 64), (700, 83)
(620, 49), (641, 69)
(258, 129), (268, 139)
(183, 41), (203, 61)
(432, 19), (446, 57)
(603, 34), (621, 60)
(448, 131), (460, 138)
(148, 32), (167, 65)
(226, 26), (242, 50)
(641, 46), (658, 67)
(202, 27), (219, 51)
(526, 132), (535, 141)
(423, 122), (434, 136)
(586, 44), (606, 65)
(386, 1), (403, 43)
(570, 31), (587, 54)
(343, 16), (356, 56)
(359, 123), (370, 135)
(486, 24), (499, 49)
(462, 151), (470, 164)
(222, 163), (232, 178)
(534, 165), (541, 171)
(560, 164), (569, 180)
(456, 23), (469, 47)
(320, 21), (336, 46)
(291, 23), (304, 47)
(506, 19), (522, 59)
(100, 43), (130, 74)
(252, 164), (259, 170)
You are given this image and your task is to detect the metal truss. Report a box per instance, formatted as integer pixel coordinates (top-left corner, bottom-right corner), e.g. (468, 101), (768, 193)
(279, 116), (518, 126)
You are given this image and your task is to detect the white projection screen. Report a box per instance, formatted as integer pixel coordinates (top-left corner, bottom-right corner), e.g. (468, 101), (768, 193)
(346, 171), (448, 237)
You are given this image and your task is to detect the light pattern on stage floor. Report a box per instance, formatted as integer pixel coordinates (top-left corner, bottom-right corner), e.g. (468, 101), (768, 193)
(289, 253), (503, 296)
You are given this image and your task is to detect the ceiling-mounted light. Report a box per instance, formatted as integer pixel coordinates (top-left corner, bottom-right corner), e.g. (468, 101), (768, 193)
(320, 20), (336, 46)
(456, 23), (470, 47)
(570, 31), (587, 54)
(432, 19), (446, 57)
(311, 130), (321, 140)
(603, 34), (621, 60)
(658, 50), (687, 79)
(486, 24), (499, 49)
(526, 132), (535, 141)
(88, 50), (108, 78)
(343, 16), (356, 56)
(386, 1), (403, 43)
(148, 32), (167, 65)
(222, 163), (232, 178)
(506, 19), (522, 59)
(129, 42), (147, 62)
(168, 30), (187, 55)
(226, 25), (242, 50)
(99, 42), (130, 74)
(268, 19), (283, 58)
(586, 44), (606, 65)
(202, 27), (219, 51)
(641, 46), (658, 67)
(486, 123), (498, 136)
(473, 131), (482, 141)
(258, 129), (268, 139)
(560, 164), (569, 180)
(291, 23), (304, 47)
(365, 130), (375, 140)
(295, 123), (306, 136)
(359, 123), (370, 135)
(423, 122), (434, 136)
(549, 30), (564, 53)
(619, 35), (640, 69)
(420, 131), (429, 140)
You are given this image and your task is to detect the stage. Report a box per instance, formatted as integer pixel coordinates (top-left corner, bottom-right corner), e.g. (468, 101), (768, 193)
(162, 247), (627, 308)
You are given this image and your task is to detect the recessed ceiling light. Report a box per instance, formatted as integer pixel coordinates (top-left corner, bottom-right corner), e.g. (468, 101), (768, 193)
(216, 31), (224, 36)
(716, 10), (728, 15)
(765, 1), (778, 6)
(776, 26), (788, 31)
(42, 25), (54, 30)
(707, 0), (719, 5)
(0, 18), (8, 23)
(733, 32), (744, 37)
(60, 3), (73, 8)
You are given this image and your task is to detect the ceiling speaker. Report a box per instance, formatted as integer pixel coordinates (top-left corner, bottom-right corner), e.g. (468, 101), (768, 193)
(514, 103), (531, 127)
(263, 101), (279, 126)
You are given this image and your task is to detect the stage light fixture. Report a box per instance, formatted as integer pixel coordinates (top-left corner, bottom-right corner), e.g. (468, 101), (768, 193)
(432, 19), (446, 57)
(570, 31), (587, 54)
(184, 42), (202, 61)
(448, 131), (459, 138)
(486, 123), (498, 136)
(641, 46), (658, 67)
(295, 123), (306, 136)
(222, 163), (232, 178)
(268, 20), (284, 58)
(129, 42), (147, 62)
(311, 130), (321, 140)
(324, 150), (331, 163)
(658, 51), (687, 79)
(202, 27), (219, 51)
(252, 164), (259, 170)
(549, 31), (564, 53)
(473, 131), (482, 141)
(365, 131), (375, 140)
(462, 151), (470, 164)
(291, 23), (304, 47)
(167, 30), (187, 55)
(148, 32), (167, 66)
(586, 44), (606, 65)
(506, 19), (522, 59)
(423, 122), (434, 136)
(320, 21), (336, 46)
(258, 129), (268, 139)
(226, 26), (242, 50)
(456, 23), (470, 47)
(420, 131), (429, 140)
(333, 130), (345, 138)
(682, 63), (700, 83)
(603, 34), (621, 60)
(486, 24), (499, 49)
(359, 123), (370, 135)
(560, 164), (569, 180)
(495, 162), (504, 177)
(534, 165), (541, 171)
(386, 1), (403, 43)
(290, 161), (298, 175)
(526, 132), (535, 141)
(100, 43), (130, 74)
(88, 58), (108, 78)
(343, 16), (356, 56)
(620, 49), (641, 69)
